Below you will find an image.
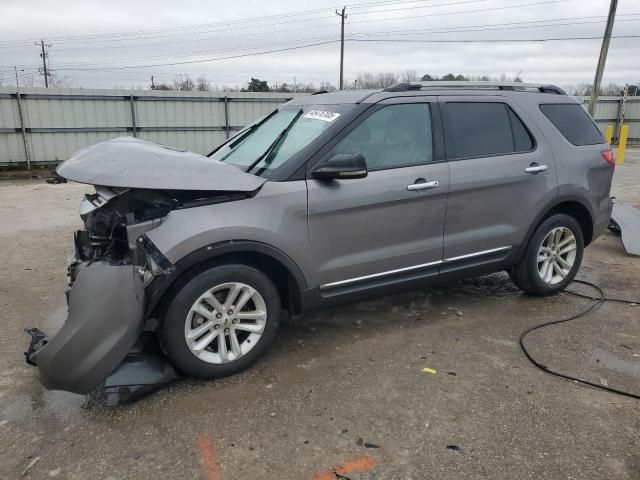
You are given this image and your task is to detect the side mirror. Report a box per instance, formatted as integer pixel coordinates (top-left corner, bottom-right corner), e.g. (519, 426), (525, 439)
(311, 153), (368, 180)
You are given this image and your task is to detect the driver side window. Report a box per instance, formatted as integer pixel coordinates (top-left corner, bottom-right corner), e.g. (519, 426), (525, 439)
(331, 103), (433, 171)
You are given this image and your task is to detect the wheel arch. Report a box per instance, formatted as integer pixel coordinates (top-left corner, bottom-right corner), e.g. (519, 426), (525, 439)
(145, 240), (308, 320)
(517, 195), (594, 260)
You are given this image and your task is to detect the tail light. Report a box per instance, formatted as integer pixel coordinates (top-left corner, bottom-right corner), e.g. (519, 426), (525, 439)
(601, 149), (615, 168)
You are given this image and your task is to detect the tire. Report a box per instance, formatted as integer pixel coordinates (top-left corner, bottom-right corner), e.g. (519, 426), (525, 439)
(509, 213), (584, 296)
(160, 264), (281, 379)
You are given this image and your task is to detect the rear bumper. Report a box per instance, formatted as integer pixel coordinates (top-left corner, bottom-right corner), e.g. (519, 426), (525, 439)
(26, 263), (145, 394)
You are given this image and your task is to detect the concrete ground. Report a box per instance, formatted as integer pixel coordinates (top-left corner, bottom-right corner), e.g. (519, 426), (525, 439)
(1, 150), (639, 480)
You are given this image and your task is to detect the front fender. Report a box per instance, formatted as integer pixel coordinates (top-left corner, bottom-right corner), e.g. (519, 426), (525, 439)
(32, 263), (144, 394)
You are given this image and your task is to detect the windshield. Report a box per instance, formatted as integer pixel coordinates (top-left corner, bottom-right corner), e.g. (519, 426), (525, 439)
(210, 105), (352, 176)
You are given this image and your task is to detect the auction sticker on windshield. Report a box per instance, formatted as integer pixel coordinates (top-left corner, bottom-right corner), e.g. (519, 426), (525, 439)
(303, 110), (341, 122)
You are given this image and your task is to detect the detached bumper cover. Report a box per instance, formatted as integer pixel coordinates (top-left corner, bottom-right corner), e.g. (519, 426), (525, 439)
(29, 263), (145, 394)
(610, 202), (640, 256)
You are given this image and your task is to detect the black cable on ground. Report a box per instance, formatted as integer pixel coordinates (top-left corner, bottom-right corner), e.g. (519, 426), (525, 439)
(519, 279), (640, 400)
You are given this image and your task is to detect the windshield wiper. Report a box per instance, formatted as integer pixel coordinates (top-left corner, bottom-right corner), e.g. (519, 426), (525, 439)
(206, 109), (279, 157)
(245, 108), (303, 174)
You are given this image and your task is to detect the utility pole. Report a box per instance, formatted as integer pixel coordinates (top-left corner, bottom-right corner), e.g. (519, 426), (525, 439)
(14, 66), (22, 89)
(588, 0), (618, 115)
(336, 7), (346, 90)
(37, 38), (52, 88)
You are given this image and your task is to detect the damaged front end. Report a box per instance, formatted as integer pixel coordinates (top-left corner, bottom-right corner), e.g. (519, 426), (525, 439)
(25, 185), (251, 404)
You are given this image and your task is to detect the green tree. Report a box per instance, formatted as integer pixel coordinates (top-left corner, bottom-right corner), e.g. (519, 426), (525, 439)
(245, 78), (270, 92)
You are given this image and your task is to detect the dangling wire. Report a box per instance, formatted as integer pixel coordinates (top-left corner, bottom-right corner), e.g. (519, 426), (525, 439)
(520, 279), (640, 400)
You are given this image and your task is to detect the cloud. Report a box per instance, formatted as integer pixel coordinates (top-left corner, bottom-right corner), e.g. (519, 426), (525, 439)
(0, 0), (638, 89)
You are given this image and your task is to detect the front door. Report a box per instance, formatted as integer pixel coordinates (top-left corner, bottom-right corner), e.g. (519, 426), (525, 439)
(306, 99), (450, 290)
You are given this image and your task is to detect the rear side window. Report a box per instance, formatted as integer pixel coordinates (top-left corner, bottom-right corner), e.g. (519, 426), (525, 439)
(444, 102), (533, 159)
(539, 103), (604, 146)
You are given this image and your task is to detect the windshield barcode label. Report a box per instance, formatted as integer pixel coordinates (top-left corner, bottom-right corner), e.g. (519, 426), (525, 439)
(303, 110), (341, 122)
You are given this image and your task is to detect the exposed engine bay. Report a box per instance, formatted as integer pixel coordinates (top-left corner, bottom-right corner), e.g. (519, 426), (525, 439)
(69, 187), (255, 288)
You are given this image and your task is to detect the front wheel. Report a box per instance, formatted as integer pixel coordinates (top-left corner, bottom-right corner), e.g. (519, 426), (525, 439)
(160, 264), (281, 379)
(509, 213), (584, 296)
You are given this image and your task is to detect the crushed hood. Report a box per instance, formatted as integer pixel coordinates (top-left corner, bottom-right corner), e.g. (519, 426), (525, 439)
(56, 137), (266, 191)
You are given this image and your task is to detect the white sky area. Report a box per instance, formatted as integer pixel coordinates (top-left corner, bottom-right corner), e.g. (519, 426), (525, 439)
(0, 0), (638, 90)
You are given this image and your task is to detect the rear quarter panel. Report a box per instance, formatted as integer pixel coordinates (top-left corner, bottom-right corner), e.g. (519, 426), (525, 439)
(513, 95), (613, 236)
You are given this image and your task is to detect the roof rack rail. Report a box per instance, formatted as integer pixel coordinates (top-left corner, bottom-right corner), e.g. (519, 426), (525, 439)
(382, 81), (566, 95)
(383, 82), (422, 92)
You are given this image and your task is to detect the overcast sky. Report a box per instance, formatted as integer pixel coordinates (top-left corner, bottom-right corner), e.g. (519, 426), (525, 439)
(0, 0), (638, 90)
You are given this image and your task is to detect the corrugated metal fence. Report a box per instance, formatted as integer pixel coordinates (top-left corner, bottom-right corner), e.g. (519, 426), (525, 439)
(580, 95), (640, 145)
(0, 87), (637, 168)
(0, 87), (303, 168)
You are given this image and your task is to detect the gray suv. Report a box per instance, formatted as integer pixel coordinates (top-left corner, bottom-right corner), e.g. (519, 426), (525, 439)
(25, 82), (614, 400)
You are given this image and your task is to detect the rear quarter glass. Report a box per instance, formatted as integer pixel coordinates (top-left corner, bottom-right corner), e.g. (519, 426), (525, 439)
(539, 103), (605, 146)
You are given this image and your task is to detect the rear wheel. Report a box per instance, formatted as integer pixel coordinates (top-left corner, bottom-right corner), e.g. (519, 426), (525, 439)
(160, 264), (280, 379)
(509, 213), (584, 296)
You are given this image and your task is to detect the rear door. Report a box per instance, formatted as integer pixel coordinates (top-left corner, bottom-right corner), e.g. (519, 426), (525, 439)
(306, 97), (450, 290)
(439, 96), (558, 270)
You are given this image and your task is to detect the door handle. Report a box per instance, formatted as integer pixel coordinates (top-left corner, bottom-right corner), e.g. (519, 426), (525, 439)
(407, 180), (438, 191)
(525, 164), (548, 174)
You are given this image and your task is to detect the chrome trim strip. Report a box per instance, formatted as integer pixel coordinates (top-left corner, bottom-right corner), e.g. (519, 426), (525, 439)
(444, 246), (512, 263)
(320, 260), (442, 290)
(320, 246), (512, 290)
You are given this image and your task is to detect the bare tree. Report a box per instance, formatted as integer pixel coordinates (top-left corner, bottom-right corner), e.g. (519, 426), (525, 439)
(196, 76), (210, 91)
(173, 74), (195, 91)
(319, 81), (337, 92)
(355, 72), (399, 89)
(48, 72), (75, 88)
(377, 72), (399, 87)
(401, 69), (419, 82)
(601, 83), (623, 96)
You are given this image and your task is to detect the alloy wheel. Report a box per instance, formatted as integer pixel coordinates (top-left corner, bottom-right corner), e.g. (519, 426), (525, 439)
(184, 282), (267, 364)
(536, 227), (577, 285)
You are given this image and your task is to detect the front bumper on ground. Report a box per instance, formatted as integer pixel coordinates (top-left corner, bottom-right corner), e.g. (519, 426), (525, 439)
(26, 262), (146, 395)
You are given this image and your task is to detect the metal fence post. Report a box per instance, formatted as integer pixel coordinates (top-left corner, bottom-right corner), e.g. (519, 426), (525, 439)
(129, 95), (137, 138)
(604, 125), (613, 144)
(223, 96), (230, 138)
(617, 125), (629, 165)
(616, 85), (629, 145)
(15, 91), (31, 170)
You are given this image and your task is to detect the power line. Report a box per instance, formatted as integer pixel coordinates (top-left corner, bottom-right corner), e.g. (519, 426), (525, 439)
(349, 15), (640, 37)
(350, 34), (640, 43)
(0, 0), (496, 46)
(3, 10), (637, 61)
(53, 40), (341, 71)
(46, 35), (341, 68)
(2, 0), (563, 49)
(16, 13), (638, 71)
(45, 34), (638, 73)
(349, 0), (573, 25)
